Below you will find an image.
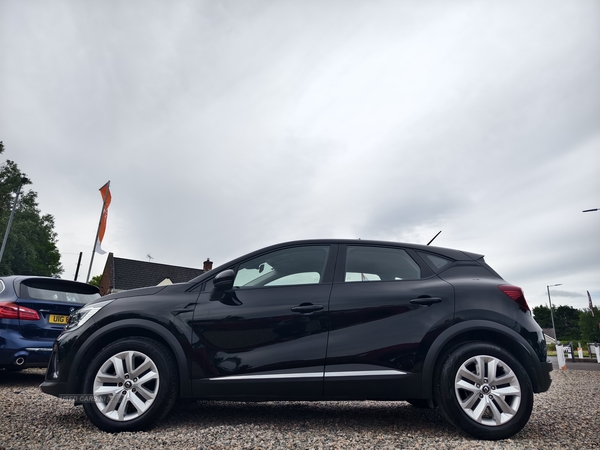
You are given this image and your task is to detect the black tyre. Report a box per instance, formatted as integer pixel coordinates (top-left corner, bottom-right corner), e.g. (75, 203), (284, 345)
(82, 337), (178, 432)
(435, 341), (533, 440)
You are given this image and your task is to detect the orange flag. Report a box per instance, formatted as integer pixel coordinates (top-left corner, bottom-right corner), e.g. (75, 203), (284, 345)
(95, 182), (112, 254)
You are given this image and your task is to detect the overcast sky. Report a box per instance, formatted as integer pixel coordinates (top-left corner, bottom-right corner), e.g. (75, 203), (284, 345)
(1, 0), (598, 311)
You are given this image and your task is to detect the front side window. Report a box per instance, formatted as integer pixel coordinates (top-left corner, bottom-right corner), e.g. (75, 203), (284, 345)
(345, 246), (421, 282)
(234, 246), (330, 288)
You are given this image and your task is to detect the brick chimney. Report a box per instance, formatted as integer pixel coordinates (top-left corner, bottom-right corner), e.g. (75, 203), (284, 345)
(203, 258), (213, 272)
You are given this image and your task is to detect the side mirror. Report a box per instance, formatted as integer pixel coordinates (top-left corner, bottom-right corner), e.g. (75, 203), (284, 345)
(213, 269), (235, 290)
(210, 269), (235, 301)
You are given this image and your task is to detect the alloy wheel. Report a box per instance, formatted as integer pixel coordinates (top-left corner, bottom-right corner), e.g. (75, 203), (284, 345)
(454, 354), (521, 426)
(92, 350), (160, 421)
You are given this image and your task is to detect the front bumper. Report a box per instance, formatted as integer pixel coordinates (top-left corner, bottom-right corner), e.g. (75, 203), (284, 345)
(39, 378), (70, 397)
(40, 345), (73, 397)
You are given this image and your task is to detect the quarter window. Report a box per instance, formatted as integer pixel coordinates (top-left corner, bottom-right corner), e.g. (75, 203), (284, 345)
(418, 252), (453, 270)
(234, 246), (330, 288)
(345, 246), (421, 282)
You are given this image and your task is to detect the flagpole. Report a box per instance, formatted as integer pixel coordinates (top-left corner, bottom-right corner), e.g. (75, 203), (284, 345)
(86, 181), (110, 282)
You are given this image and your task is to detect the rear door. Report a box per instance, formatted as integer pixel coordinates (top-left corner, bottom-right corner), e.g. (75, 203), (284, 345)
(324, 244), (455, 399)
(190, 244), (336, 400)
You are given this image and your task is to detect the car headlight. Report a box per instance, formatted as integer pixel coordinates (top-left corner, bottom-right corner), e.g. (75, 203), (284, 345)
(65, 300), (113, 331)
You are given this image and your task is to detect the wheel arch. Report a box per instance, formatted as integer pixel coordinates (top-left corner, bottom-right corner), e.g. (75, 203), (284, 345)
(421, 320), (545, 399)
(69, 319), (191, 398)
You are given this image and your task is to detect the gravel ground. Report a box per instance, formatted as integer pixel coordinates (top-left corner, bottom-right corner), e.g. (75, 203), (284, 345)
(0, 368), (599, 449)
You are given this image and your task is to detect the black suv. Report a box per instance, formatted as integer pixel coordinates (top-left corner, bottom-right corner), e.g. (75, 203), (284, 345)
(40, 240), (551, 440)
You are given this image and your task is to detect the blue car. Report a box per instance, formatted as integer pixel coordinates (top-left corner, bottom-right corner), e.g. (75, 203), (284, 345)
(0, 276), (100, 371)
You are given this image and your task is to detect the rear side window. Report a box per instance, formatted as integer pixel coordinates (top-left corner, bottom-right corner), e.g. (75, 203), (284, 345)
(345, 246), (421, 281)
(19, 279), (100, 304)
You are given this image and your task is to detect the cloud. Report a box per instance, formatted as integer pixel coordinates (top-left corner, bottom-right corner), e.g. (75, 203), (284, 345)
(549, 290), (585, 298)
(0, 0), (598, 307)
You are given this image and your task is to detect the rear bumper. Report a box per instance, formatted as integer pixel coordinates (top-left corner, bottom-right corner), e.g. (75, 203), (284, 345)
(537, 360), (553, 392)
(0, 333), (54, 368)
(0, 349), (52, 368)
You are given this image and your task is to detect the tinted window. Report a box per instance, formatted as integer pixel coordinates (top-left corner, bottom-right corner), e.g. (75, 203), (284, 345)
(345, 246), (421, 281)
(418, 252), (453, 270)
(20, 279), (100, 304)
(234, 246), (330, 288)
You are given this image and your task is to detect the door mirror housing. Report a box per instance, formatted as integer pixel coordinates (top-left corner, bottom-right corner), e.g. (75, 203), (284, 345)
(213, 269), (235, 290)
(210, 269), (235, 301)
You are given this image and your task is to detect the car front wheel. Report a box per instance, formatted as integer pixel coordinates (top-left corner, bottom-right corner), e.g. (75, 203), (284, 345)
(435, 341), (533, 440)
(82, 337), (178, 432)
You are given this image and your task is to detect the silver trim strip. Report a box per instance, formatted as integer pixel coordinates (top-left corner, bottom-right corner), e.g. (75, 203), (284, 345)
(325, 370), (406, 377)
(25, 348), (53, 352)
(208, 372), (323, 381)
(208, 369), (406, 381)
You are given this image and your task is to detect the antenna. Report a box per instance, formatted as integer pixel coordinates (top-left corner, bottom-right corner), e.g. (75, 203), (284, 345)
(147, 254), (154, 262)
(427, 231), (442, 246)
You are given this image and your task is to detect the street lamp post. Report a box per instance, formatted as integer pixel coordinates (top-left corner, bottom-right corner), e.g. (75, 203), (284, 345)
(547, 283), (561, 344)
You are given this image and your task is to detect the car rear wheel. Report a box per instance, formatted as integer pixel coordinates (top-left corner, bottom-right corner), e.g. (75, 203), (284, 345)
(82, 337), (178, 432)
(435, 342), (533, 440)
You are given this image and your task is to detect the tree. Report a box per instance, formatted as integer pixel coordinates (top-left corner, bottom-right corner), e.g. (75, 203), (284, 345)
(553, 305), (581, 342)
(579, 308), (600, 343)
(88, 274), (102, 287)
(533, 304), (582, 342)
(532, 305), (553, 329)
(0, 142), (63, 276)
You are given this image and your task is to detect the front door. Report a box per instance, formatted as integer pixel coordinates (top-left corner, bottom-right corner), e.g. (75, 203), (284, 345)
(190, 244), (335, 400)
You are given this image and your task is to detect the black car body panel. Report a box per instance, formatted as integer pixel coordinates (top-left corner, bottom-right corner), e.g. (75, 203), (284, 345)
(190, 283), (331, 400)
(40, 239), (552, 438)
(325, 275), (455, 399)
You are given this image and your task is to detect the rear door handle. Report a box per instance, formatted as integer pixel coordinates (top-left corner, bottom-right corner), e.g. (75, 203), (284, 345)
(291, 303), (324, 314)
(409, 297), (442, 306)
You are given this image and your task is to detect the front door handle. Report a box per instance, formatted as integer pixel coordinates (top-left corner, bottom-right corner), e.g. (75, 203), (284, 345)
(291, 303), (324, 314)
(409, 297), (442, 306)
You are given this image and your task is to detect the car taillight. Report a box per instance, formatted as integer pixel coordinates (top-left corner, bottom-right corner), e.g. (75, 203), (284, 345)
(0, 302), (41, 320)
(499, 285), (530, 312)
